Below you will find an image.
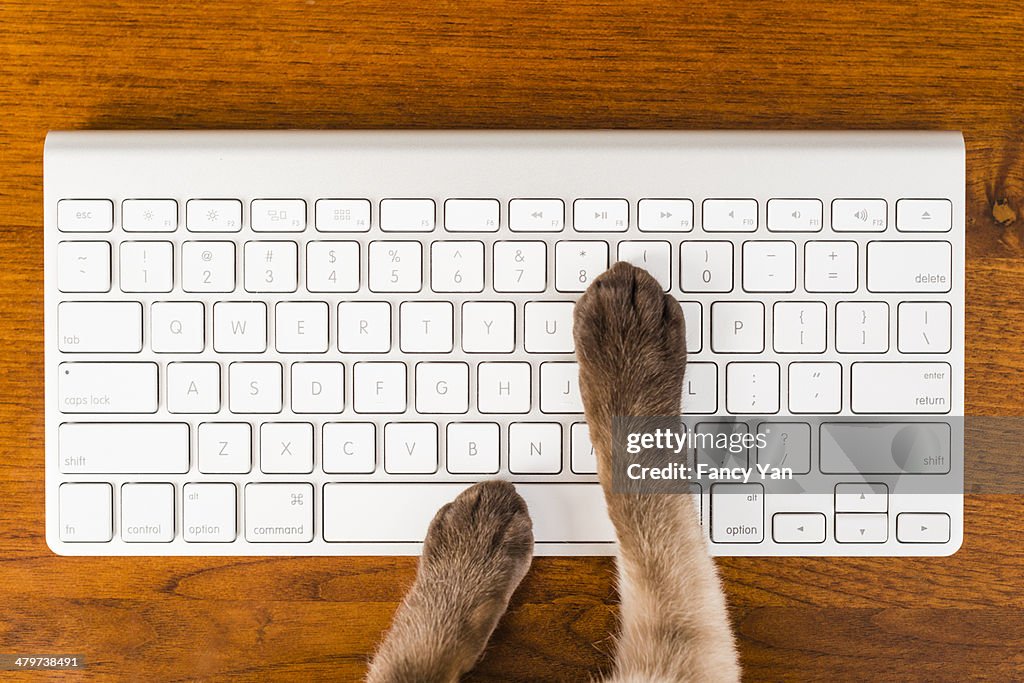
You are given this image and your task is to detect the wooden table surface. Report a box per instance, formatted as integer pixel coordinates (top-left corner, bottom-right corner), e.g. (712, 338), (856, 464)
(2, 0), (1022, 680)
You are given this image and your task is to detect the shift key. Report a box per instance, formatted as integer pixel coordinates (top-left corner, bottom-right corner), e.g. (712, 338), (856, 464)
(58, 362), (158, 413)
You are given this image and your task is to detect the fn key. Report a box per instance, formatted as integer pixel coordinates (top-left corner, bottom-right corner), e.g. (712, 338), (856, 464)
(59, 483), (112, 542)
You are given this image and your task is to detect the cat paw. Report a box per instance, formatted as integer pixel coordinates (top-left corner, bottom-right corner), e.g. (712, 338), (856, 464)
(419, 480), (534, 642)
(368, 481), (534, 682)
(573, 261), (687, 420)
(421, 480), (533, 586)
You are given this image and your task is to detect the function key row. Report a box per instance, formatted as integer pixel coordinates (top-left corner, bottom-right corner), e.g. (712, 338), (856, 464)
(56, 197), (954, 234)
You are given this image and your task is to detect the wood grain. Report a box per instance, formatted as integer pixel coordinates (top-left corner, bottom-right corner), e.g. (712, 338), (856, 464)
(1, 0), (1023, 680)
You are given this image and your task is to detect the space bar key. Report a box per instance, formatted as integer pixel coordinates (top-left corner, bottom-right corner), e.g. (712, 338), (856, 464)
(322, 483), (616, 543)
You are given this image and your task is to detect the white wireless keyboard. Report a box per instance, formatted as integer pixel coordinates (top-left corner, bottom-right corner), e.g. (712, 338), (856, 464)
(45, 131), (964, 557)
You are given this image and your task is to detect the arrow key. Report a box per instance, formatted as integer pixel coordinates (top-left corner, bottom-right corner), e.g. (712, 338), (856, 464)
(772, 512), (826, 543)
(835, 513), (888, 543)
(835, 482), (888, 513)
(896, 512), (951, 543)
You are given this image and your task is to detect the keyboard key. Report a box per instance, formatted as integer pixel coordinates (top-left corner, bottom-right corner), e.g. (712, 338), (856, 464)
(539, 362), (583, 414)
(122, 199), (177, 232)
(315, 198), (371, 232)
(695, 422), (749, 470)
(565, 423), (596, 475)
(680, 241), (733, 293)
(58, 362), (157, 413)
(323, 422), (376, 474)
(617, 241), (671, 290)
(59, 483), (112, 541)
(772, 513), (825, 543)
(788, 362), (842, 414)
(244, 241), (298, 293)
(198, 422), (252, 474)
(524, 302), (575, 353)
(186, 199), (242, 232)
(251, 199), (306, 232)
(121, 483), (175, 542)
(573, 198), (628, 232)
(836, 301), (889, 353)
(400, 302), (454, 353)
(756, 422), (811, 474)
(896, 198), (952, 232)
(58, 423), (189, 474)
(835, 513), (888, 543)
(322, 483), (615, 543)
(275, 301), (329, 353)
(772, 301), (826, 353)
(831, 198), (887, 232)
(461, 302), (515, 353)
(167, 362), (221, 414)
(726, 362), (779, 414)
(767, 199), (822, 232)
(508, 423), (562, 474)
(509, 198), (564, 232)
(819, 422), (951, 474)
(896, 513), (951, 543)
(431, 241), (485, 293)
(120, 241), (173, 292)
(306, 241), (360, 292)
(805, 241), (857, 292)
(57, 241), (111, 292)
(415, 362), (469, 414)
(384, 422), (438, 474)
(867, 241), (952, 293)
(478, 362), (531, 414)
(260, 422), (314, 474)
(682, 362), (718, 414)
(213, 302), (267, 353)
(638, 198), (694, 232)
(291, 362), (344, 414)
(444, 198), (499, 232)
(742, 240), (796, 292)
(151, 301), (205, 353)
(228, 362), (283, 414)
(851, 362), (951, 414)
(835, 483), (888, 513)
(446, 422), (500, 474)
(380, 198), (435, 232)
(711, 302), (764, 353)
(182, 241), (235, 293)
(369, 241), (422, 292)
(183, 483), (237, 542)
(711, 483), (764, 543)
(338, 301), (392, 353)
(244, 483), (313, 542)
(493, 241), (546, 292)
(58, 301), (142, 353)
(898, 302), (952, 353)
(679, 301), (703, 353)
(555, 241), (609, 292)
(702, 199), (757, 232)
(57, 199), (113, 232)
(353, 362), (407, 414)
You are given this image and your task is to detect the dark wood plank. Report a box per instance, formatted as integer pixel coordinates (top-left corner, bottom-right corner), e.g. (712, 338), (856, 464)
(1, 0), (1022, 679)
